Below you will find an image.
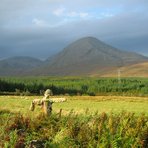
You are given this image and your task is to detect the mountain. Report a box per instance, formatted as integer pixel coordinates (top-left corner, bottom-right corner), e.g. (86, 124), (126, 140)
(0, 37), (148, 76)
(0, 56), (43, 76)
(34, 37), (148, 76)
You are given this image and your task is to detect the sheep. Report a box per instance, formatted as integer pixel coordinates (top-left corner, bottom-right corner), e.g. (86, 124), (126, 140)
(50, 98), (67, 103)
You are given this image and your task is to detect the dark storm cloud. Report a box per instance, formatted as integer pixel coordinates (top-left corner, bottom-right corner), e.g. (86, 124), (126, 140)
(0, 27), (69, 59)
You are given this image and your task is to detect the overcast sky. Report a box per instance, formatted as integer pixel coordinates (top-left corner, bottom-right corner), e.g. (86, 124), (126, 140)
(0, 0), (148, 60)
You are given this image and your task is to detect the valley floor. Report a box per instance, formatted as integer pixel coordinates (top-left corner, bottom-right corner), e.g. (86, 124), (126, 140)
(0, 95), (148, 116)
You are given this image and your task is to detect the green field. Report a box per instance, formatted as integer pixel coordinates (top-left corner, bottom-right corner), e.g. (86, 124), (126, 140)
(0, 95), (148, 147)
(0, 96), (148, 115)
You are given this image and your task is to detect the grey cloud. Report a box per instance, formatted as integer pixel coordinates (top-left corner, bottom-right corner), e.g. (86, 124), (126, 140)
(0, 0), (51, 26)
(49, 0), (148, 13)
(0, 0), (148, 59)
(0, 27), (71, 59)
(1, 0), (147, 20)
(1, 9), (148, 59)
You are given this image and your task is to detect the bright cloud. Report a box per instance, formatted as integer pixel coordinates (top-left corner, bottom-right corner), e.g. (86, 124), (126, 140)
(67, 11), (89, 18)
(79, 12), (89, 18)
(52, 7), (89, 19)
(67, 11), (78, 17)
(32, 18), (48, 27)
(97, 12), (114, 19)
(52, 7), (65, 16)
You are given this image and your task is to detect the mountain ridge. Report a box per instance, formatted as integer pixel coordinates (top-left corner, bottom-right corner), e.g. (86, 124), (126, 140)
(0, 56), (43, 76)
(0, 36), (148, 76)
(36, 36), (148, 76)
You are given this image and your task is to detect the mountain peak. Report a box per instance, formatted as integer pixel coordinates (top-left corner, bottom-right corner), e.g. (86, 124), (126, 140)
(0, 37), (148, 76)
(76, 36), (99, 42)
(43, 36), (148, 76)
(63, 36), (119, 54)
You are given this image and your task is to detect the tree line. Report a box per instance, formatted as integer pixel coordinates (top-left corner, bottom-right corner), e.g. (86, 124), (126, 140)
(0, 77), (148, 96)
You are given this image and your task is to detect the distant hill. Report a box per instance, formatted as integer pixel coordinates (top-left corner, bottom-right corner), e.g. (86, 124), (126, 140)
(34, 37), (148, 76)
(0, 56), (43, 76)
(0, 37), (148, 77)
(93, 62), (148, 77)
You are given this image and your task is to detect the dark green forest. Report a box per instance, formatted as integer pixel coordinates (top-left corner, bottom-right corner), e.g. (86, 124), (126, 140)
(0, 77), (148, 96)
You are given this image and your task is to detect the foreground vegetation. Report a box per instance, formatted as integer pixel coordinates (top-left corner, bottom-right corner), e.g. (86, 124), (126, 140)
(0, 96), (148, 147)
(0, 77), (148, 96)
(0, 109), (148, 147)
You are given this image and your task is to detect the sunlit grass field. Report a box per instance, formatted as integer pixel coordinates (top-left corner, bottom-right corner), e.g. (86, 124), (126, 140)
(0, 95), (148, 147)
(0, 95), (148, 116)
